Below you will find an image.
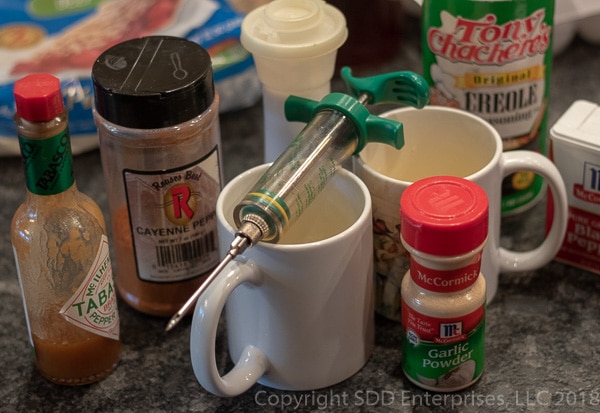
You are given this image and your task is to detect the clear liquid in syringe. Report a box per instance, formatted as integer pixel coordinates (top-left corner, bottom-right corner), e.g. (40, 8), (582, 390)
(234, 109), (359, 243)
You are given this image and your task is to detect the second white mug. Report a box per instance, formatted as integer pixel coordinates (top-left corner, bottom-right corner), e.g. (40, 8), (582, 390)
(354, 106), (568, 321)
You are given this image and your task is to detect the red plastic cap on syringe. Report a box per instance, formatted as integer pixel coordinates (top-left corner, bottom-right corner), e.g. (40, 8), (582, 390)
(14, 74), (64, 122)
(400, 176), (489, 256)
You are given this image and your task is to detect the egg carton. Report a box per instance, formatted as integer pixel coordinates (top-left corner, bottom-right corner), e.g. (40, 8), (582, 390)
(555, 0), (600, 54)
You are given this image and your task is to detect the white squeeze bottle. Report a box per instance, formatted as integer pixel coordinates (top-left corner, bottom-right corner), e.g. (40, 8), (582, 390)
(241, 0), (347, 161)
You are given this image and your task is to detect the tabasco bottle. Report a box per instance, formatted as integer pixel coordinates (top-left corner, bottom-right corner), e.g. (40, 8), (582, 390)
(11, 73), (120, 385)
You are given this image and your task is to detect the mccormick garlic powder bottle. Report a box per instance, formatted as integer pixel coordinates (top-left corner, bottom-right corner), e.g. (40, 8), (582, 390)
(400, 176), (488, 392)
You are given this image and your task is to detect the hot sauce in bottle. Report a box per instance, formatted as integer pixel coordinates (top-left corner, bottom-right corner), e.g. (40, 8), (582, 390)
(11, 74), (120, 385)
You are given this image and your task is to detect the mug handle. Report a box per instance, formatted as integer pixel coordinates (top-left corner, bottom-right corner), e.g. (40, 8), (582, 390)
(499, 150), (568, 272)
(190, 258), (268, 397)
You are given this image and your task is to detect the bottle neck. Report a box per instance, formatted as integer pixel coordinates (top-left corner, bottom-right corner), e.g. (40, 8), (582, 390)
(16, 111), (75, 196)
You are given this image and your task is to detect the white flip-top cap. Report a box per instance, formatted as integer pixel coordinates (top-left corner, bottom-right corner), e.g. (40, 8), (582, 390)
(241, 0), (347, 60)
(551, 100), (600, 150)
(241, 0), (347, 162)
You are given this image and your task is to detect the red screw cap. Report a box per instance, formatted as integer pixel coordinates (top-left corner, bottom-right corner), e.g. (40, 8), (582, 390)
(14, 74), (64, 122)
(400, 176), (489, 256)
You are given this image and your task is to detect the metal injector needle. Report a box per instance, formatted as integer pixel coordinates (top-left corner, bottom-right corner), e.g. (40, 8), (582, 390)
(165, 220), (264, 332)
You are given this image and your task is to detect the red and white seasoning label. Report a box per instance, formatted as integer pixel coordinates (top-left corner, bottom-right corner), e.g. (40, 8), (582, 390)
(409, 253), (482, 293)
(402, 300), (485, 344)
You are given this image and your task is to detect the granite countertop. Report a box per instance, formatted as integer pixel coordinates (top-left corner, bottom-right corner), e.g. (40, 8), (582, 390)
(1, 15), (600, 413)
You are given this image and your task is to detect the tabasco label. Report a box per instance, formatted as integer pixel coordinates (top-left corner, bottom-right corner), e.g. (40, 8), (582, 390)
(422, 0), (554, 214)
(60, 235), (119, 340)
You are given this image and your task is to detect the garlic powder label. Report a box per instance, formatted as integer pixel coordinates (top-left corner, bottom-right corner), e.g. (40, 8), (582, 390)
(60, 235), (119, 340)
(401, 300), (485, 391)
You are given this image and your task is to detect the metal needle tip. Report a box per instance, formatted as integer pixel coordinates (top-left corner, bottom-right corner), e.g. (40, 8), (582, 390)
(164, 252), (235, 332)
(165, 314), (181, 333)
(164, 228), (259, 332)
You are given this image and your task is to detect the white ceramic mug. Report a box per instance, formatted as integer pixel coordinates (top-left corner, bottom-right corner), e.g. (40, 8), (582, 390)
(190, 164), (374, 396)
(354, 106), (568, 321)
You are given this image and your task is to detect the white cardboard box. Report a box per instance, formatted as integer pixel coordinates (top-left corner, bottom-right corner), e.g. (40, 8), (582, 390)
(549, 100), (600, 273)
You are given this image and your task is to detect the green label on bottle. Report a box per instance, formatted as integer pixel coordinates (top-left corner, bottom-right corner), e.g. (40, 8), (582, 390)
(402, 300), (485, 391)
(19, 130), (74, 195)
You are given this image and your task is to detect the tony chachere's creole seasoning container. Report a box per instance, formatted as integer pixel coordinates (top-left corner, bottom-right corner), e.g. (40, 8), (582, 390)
(92, 36), (223, 317)
(422, 0), (554, 215)
(400, 176), (487, 392)
(11, 74), (120, 385)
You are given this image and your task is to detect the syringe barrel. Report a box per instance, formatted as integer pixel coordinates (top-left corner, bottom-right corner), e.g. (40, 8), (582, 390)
(234, 109), (359, 242)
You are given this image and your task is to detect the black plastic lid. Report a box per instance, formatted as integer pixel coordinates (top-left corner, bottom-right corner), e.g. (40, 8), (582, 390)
(92, 36), (214, 129)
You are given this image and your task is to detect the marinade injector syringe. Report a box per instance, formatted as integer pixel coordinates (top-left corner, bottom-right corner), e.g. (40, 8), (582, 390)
(166, 67), (429, 331)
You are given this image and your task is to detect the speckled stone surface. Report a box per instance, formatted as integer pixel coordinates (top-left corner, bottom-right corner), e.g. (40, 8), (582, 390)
(2, 15), (600, 413)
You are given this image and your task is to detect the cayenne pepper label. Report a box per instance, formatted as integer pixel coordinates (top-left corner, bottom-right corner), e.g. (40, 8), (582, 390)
(60, 235), (119, 340)
(422, 0), (554, 214)
(123, 147), (221, 283)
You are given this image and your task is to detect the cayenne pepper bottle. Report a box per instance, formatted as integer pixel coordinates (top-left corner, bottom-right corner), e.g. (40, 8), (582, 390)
(11, 74), (120, 385)
(92, 36), (223, 316)
(400, 176), (487, 392)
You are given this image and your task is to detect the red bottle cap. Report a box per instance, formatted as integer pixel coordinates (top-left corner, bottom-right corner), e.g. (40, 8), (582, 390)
(14, 74), (64, 122)
(400, 176), (488, 256)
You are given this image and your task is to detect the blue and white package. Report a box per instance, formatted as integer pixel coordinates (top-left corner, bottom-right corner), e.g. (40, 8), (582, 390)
(0, 0), (260, 156)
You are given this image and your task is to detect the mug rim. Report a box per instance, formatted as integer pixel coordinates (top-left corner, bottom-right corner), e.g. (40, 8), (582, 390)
(356, 106), (503, 186)
(217, 163), (372, 250)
